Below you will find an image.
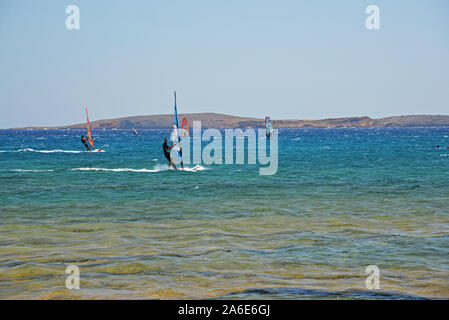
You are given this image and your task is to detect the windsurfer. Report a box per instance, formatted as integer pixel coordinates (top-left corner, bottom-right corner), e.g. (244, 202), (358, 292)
(81, 135), (91, 151)
(163, 138), (177, 170)
(265, 116), (273, 140)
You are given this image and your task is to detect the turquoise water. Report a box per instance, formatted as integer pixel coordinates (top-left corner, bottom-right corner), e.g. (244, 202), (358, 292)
(0, 128), (448, 299)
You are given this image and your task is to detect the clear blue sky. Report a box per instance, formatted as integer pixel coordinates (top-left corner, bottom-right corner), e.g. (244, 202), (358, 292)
(0, 0), (448, 128)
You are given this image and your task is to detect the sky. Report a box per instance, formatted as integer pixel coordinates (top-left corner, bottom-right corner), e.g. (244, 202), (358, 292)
(0, 0), (448, 128)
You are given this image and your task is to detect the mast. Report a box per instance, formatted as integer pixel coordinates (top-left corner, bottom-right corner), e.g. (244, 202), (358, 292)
(174, 91), (184, 168)
(86, 107), (95, 149)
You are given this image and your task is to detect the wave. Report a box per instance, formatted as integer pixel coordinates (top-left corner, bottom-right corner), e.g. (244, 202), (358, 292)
(71, 167), (161, 173)
(221, 287), (428, 300)
(1, 148), (104, 153)
(71, 164), (207, 173)
(13, 148), (83, 153)
(3, 165), (207, 174)
(8, 169), (55, 172)
(181, 165), (207, 172)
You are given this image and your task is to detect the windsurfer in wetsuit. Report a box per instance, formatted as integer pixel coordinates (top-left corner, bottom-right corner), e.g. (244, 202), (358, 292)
(81, 135), (91, 151)
(163, 138), (177, 170)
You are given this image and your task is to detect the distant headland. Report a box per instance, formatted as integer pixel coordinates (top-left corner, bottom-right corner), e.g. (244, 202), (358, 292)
(12, 113), (449, 129)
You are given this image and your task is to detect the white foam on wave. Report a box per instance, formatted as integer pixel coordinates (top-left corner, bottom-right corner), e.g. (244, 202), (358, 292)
(71, 164), (207, 173)
(180, 165), (207, 172)
(0, 148), (104, 153)
(17, 148), (83, 154)
(9, 169), (55, 172)
(71, 167), (160, 173)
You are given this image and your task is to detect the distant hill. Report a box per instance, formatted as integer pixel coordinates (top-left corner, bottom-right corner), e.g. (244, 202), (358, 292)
(373, 115), (449, 127)
(13, 113), (449, 129)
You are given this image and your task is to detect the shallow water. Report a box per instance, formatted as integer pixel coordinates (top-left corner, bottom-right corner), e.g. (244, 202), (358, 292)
(0, 128), (448, 299)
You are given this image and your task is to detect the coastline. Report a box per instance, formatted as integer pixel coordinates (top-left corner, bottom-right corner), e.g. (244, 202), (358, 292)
(10, 114), (449, 130)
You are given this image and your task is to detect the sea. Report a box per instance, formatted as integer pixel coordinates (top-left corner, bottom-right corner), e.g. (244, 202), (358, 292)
(0, 127), (448, 299)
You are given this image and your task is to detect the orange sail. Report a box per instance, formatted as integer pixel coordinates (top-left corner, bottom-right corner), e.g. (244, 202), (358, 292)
(181, 117), (189, 138)
(85, 108), (95, 149)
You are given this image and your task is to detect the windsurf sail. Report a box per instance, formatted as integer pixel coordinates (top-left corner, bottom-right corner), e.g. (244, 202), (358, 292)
(265, 116), (273, 139)
(86, 108), (95, 149)
(132, 127), (140, 136)
(181, 117), (189, 138)
(170, 91), (184, 167)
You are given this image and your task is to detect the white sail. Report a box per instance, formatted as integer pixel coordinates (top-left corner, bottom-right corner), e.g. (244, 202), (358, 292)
(265, 116), (273, 139)
(170, 91), (183, 158)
